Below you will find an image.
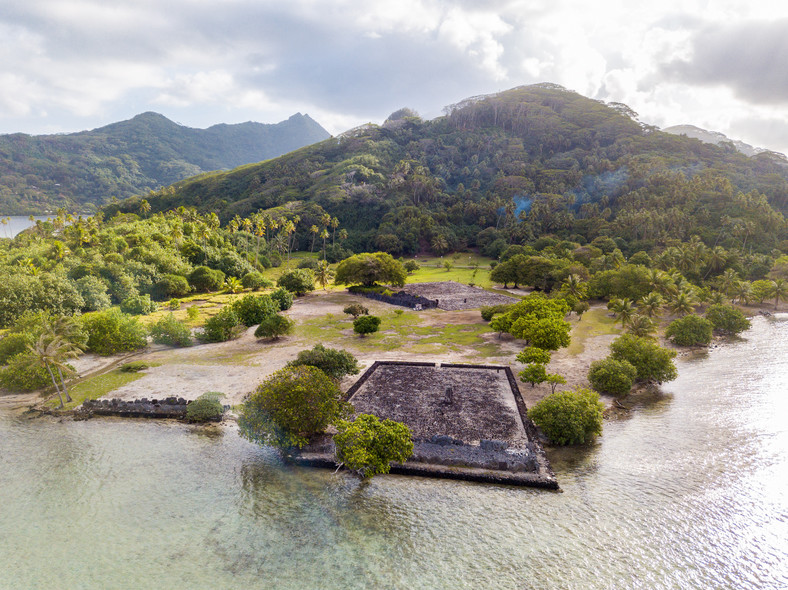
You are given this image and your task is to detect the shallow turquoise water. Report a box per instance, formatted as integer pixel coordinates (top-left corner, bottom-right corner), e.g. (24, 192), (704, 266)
(1, 316), (787, 589)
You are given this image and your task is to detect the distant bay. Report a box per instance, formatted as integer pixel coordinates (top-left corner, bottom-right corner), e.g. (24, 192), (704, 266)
(0, 216), (54, 238)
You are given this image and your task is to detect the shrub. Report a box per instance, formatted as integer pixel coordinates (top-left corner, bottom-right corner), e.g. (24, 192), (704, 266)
(230, 294), (279, 327)
(120, 361), (151, 373)
(480, 303), (513, 321)
(0, 332), (33, 365)
(343, 304), (369, 318)
(353, 315), (381, 337)
(588, 358), (637, 396)
(238, 365), (352, 449)
(610, 334), (678, 383)
(277, 269), (315, 296)
(254, 313), (295, 340)
(188, 266), (225, 292)
(528, 388), (605, 445)
(334, 414), (414, 478)
(198, 307), (242, 343)
(403, 260), (420, 273)
(270, 287), (294, 311)
(705, 304), (751, 336)
(334, 252), (407, 287)
(0, 352), (51, 391)
(150, 313), (192, 347)
(150, 274), (191, 300)
(120, 294), (156, 315)
(75, 275), (112, 312)
(665, 314), (714, 346)
(186, 306), (200, 321)
(286, 344), (360, 380)
(186, 392), (225, 423)
(241, 272), (273, 291)
(297, 257), (319, 270)
(81, 309), (148, 355)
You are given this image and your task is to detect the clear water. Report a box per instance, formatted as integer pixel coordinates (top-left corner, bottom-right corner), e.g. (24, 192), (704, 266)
(1, 316), (787, 589)
(0, 216), (54, 238)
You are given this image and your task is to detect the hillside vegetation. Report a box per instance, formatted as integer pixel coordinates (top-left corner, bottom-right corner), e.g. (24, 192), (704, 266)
(106, 84), (788, 258)
(0, 112), (329, 214)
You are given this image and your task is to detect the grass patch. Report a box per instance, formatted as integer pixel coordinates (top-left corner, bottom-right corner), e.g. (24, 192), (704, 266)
(567, 307), (621, 356)
(405, 253), (495, 288)
(48, 369), (144, 410)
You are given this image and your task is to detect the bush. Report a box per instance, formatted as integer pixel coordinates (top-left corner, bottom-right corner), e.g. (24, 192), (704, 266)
(480, 303), (514, 321)
(150, 313), (192, 347)
(150, 274), (191, 300)
(0, 332), (33, 365)
(515, 346), (551, 365)
(334, 252), (407, 287)
(0, 352), (51, 391)
(588, 358), (637, 396)
(334, 414), (414, 478)
(238, 365), (352, 449)
(198, 307), (243, 343)
(186, 392), (225, 423)
(528, 388), (605, 445)
(75, 275), (112, 311)
(705, 304), (751, 336)
(188, 266), (225, 292)
(277, 269), (315, 296)
(120, 361), (151, 373)
(665, 314), (714, 346)
(254, 313), (295, 340)
(323, 244), (352, 264)
(286, 344), (360, 380)
(353, 315), (381, 337)
(120, 294), (156, 315)
(403, 260), (420, 273)
(270, 287), (294, 311)
(343, 304), (369, 318)
(610, 334), (677, 383)
(297, 257), (319, 270)
(241, 272), (273, 291)
(81, 309), (148, 355)
(230, 294), (279, 327)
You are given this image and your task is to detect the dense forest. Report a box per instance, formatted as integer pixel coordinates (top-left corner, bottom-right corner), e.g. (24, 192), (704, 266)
(106, 84), (788, 259)
(0, 112), (329, 214)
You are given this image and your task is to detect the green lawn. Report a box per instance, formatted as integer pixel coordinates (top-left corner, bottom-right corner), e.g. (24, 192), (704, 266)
(566, 307), (621, 356)
(47, 369), (144, 410)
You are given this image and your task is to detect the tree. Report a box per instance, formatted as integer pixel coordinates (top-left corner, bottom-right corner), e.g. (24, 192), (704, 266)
(120, 294), (156, 315)
(588, 358), (637, 396)
(528, 388), (604, 445)
(188, 266), (225, 292)
(609, 334), (678, 383)
(665, 315), (713, 346)
(230, 294), (279, 327)
(241, 272), (273, 291)
(150, 313), (192, 347)
(81, 309), (148, 355)
(334, 414), (414, 478)
(334, 252), (407, 287)
(626, 314), (656, 337)
(704, 304), (751, 336)
(26, 333), (81, 407)
(286, 344), (360, 380)
(545, 373), (566, 394)
(343, 304), (369, 318)
(276, 269), (315, 296)
(770, 278), (788, 310)
(254, 313), (295, 340)
(637, 292), (663, 318)
(353, 315), (381, 337)
(315, 260), (334, 291)
(510, 316), (571, 350)
(516, 346), (551, 365)
(238, 366), (352, 450)
(270, 287), (294, 311)
(519, 363), (547, 387)
(198, 307), (242, 343)
(607, 298), (635, 326)
(667, 290), (697, 317)
(151, 274), (190, 300)
(404, 260), (420, 273)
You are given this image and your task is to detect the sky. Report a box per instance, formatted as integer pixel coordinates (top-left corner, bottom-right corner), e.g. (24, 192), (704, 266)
(4, 0), (788, 154)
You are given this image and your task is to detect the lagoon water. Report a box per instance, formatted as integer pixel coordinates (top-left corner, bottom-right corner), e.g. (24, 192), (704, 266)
(0, 216), (54, 238)
(1, 316), (787, 589)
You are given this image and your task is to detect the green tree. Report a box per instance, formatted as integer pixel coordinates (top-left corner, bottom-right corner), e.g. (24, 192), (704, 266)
(610, 334), (677, 383)
(231, 294), (279, 327)
(315, 260), (334, 291)
(516, 346), (551, 365)
(545, 373), (566, 394)
(704, 304), (751, 336)
(26, 333), (81, 407)
(343, 303), (369, 318)
(510, 316), (571, 350)
(81, 309), (148, 355)
(287, 344), (360, 380)
(334, 414), (414, 478)
(353, 315), (381, 337)
(254, 313), (295, 340)
(665, 315), (713, 346)
(770, 278), (788, 310)
(188, 266), (225, 292)
(519, 363), (547, 387)
(334, 252), (407, 287)
(276, 269), (315, 296)
(120, 294), (156, 315)
(528, 388), (605, 445)
(198, 307), (242, 342)
(626, 314), (656, 337)
(150, 313), (192, 347)
(588, 358), (637, 396)
(270, 287), (294, 311)
(241, 272), (273, 291)
(238, 366), (352, 450)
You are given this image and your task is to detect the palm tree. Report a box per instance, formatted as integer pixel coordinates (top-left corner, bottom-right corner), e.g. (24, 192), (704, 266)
(637, 292), (663, 318)
(26, 335), (80, 408)
(668, 290), (697, 317)
(320, 228), (329, 260)
(309, 225), (319, 253)
(627, 314), (657, 337)
(733, 281), (752, 306)
(315, 260), (334, 291)
(562, 274), (585, 299)
(771, 279), (788, 310)
(718, 269), (741, 302)
(608, 298), (635, 326)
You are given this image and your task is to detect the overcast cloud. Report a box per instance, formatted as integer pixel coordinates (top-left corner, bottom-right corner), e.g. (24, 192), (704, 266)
(3, 1), (788, 154)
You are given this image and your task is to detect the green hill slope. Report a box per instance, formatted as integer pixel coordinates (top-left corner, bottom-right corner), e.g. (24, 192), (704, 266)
(0, 112), (330, 214)
(107, 84), (788, 256)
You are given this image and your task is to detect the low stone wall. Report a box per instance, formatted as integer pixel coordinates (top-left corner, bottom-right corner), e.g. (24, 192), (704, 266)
(80, 397), (223, 421)
(352, 289), (438, 310)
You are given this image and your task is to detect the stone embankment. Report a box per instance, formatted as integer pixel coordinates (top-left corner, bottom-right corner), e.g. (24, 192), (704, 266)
(79, 397), (223, 421)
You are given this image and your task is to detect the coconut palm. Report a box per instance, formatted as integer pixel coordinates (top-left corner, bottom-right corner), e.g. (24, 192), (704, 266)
(608, 298), (635, 326)
(637, 292), (664, 318)
(315, 260), (334, 291)
(718, 269), (741, 301)
(26, 334), (80, 408)
(733, 281), (752, 306)
(562, 274), (585, 299)
(668, 290), (697, 317)
(770, 278), (788, 310)
(626, 314), (657, 337)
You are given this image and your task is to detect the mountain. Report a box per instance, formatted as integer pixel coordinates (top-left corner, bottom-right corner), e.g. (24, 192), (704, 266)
(0, 112), (330, 214)
(662, 124), (783, 158)
(106, 84), (788, 256)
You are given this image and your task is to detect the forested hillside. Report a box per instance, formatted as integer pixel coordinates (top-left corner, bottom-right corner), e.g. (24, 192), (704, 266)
(0, 112), (329, 214)
(108, 84), (788, 259)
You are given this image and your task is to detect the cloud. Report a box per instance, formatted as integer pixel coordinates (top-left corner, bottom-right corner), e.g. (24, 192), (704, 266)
(661, 19), (788, 104)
